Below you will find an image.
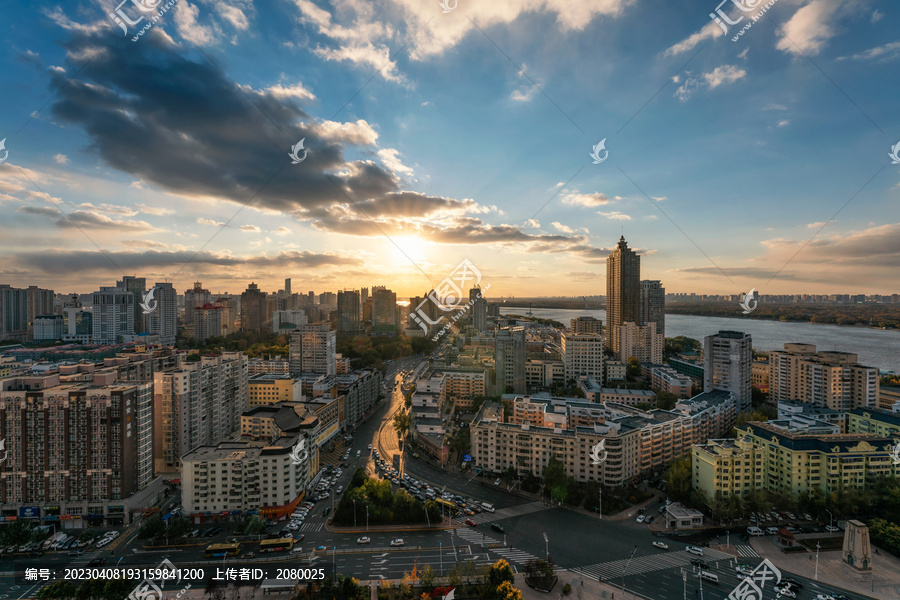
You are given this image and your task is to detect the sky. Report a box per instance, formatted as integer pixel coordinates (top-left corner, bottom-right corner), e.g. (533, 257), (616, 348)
(0, 0), (898, 298)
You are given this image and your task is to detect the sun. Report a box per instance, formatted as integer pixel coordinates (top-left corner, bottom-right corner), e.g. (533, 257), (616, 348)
(387, 235), (430, 266)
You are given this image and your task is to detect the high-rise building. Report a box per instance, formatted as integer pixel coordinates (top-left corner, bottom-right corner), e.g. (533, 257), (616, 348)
(619, 322), (663, 364)
(117, 276), (147, 334)
(184, 282), (211, 328)
(0, 285), (29, 341)
(570, 316), (602, 335)
(704, 330), (753, 412)
(337, 290), (362, 335)
(148, 282), (177, 346)
(561, 331), (604, 382)
(640, 280), (665, 338)
(360, 287), (369, 314)
(320, 292), (337, 307)
(284, 278), (292, 297)
(153, 352), (249, 472)
(470, 287), (487, 332)
(240, 283), (269, 332)
(24, 286), (54, 340)
(372, 288), (397, 336)
(92, 286), (135, 344)
(0, 373), (153, 524)
(289, 323), (336, 376)
(494, 327), (526, 394)
(33, 315), (64, 341)
(606, 236), (641, 357)
(769, 343), (878, 410)
(272, 309), (308, 333)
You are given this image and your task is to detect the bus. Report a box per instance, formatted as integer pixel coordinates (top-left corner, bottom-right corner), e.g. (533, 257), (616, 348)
(259, 537), (294, 553)
(205, 542), (241, 558)
(435, 498), (457, 514)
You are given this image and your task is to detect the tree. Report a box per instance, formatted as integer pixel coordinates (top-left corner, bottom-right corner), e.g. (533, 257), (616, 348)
(495, 581), (523, 600)
(487, 559), (514, 587)
(393, 411), (411, 440)
(137, 517), (166, 540)
(449, 427), (471, 458)
(665, 455), (692, 504)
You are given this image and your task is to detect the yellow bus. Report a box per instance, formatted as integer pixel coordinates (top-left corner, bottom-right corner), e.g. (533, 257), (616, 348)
(259, 537), (294, 553)
(205, 542), (241, 558)
(435, 498), (457, 512)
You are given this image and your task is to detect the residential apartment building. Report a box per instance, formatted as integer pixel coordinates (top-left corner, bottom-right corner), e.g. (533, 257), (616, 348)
(769, 343), (878, 411)
(147, 282), (177, 346)
(526, 359), (565, 390)
(618, 322), (663, 365)
(288, 323), (336, 376)
(240, 403), (319, 443)
(240, 283), (269, 332)
(847, 407), (900, 438)
(570, 316), (602, 335)
(470, 287), (487, 332)
(181, 436), (313, 520)
(561, 331), (604, 382)
(248, 358), (291, 376)
(440, 369), (486, 410)
(301, 395), (344, 452)
(880, 386), (900, 412)
(248, 374), (302, 407)
(183, 282), (211, 329)
(651, 365), (693, 398)
(336, 369), (383, 426)
(494, 327), (526, 394)
(752, 360), (770, 393)
(0, 284), (29, 342)
(0, 373), (153, 525)
(599, 387), (658, 407)
(372, 287), (398, 336)
(704, 330), (753, 412)
(337, 290), (362, 335)
(778, 399), (846, 432)
(639, 280), (665, 338)
(272, 309), (308, 334)
(606, 236), (641, 357)
(33, 315), (65, 341)
(692, 437), (764, 500)
(91, 287), (135, 345)
(153, 352), (249, 473)
(116, 276), (146, 334)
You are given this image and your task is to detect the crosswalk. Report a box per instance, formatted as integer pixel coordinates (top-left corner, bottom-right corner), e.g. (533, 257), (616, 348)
(469, 501), (550, 524)
(735, 544), (758, 558)
(455, 527), (493, 545)
(571, 547), (733, 582)
(491, 546), (542, 566)
(300, 521), (324, 532)
(453, 527), (542, 566)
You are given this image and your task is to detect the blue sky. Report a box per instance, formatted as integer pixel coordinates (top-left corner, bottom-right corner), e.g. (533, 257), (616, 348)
(0, 0), (898, 297)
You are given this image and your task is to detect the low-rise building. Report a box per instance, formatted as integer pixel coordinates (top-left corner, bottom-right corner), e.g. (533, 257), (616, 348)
(526, 359), (565, 389)
(605, 360), (627, 383)
(879, 386), (900, 412)
(650, 365), (693, 398)
(665, 502), (705, 530)
(752, 360), (770, 393)
(441, 368), (486, 410)
(778, 399), (845, 432)
(248, 374), (303, 407)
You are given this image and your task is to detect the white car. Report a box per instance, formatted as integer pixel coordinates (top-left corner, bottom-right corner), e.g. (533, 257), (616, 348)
(357, 537), (371, 545)
(825, 525), (839, 533)
(390, 539), (404, 547)
(336, 486), (343, 494)
(686, 546), (704, 556)
(775, 586), (797, 598)
(636, 515), (646, 524)
(652, 541), (668, 550)
(815, 595), (836, 600)
(735, 565), (754, 577)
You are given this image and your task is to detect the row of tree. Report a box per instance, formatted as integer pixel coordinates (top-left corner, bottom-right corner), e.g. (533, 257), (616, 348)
(332, 470), (441, 527)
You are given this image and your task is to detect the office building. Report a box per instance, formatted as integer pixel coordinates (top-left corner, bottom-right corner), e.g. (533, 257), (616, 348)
(769, 343), (878, 411)
(704, 330), (753, 412)
(337, 290), (362, 335)
(372, 287), (398, 336)
(0, 373), (153, 525)
(561, 331), (604, 382)
(240, 283), (269, 332)
(33, 315), (65, 341)
(91, 286), (135, 345)
(183, 282), (211, 329)
(639, 280), (665, 338)
(606, 236), (641, 357)
(153, 352), (249, 472)
(570, 316), (602, 335)
(470, 287), (487, 332)
(116, 276), (147, 334)
(288, 323), (336, 376)
(618, 322), (663, 364)
(147, 282), (177, 346)
(494, 326), (526, 394)
(248, 374), (303, 407)
(284, 278), (292, 298)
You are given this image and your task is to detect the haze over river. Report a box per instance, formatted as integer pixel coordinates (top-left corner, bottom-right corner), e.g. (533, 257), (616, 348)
(500, 307), (900, 374)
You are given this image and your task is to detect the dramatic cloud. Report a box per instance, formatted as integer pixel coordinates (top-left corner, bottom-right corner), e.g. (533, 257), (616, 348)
(775, 0), (842, 56)
(561, 191), (609, 208)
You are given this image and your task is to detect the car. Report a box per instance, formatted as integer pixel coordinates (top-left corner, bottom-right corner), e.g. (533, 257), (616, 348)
(775, 586), (797, 598)
(638, 507), (646, 514)
(336, 486), (343, 494)
(87, 558), (106, 567)
(735, 565), (754, 577)
(647, 516), (654, 524)
(323, 507), (331, 517)
(315, 545), (327, 552)
(368, 444), (372, 451)
(652, 541), (668, 550)
(802, 513), (813, 521)
(786, 512), (796, 520)
(244, 552), (256, 558)
(390, 539), (405, 547)
(690, 558), (710, 569)
(357, 537), (371, 544)
(815, 595), (837, 600)
(490, 523), (505, 533)
(825, 525), (839, 533)
(636, 515), (646, 524)
(686, 545), (704, 556)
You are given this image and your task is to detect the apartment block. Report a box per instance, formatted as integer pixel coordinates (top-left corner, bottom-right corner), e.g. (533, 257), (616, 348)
(0, 373), (153, 525)
(650, 365), (693, 398)
(494, 327), (526, 394)
(289, 323), (336, 377)
(639, 280), (665, 338)
(272, 309), (308, 334)
(337, 290), (362, 335)
(248, 358), (291, 376)
(880, 386), (900, 412)
(778, 399), (846, 432)
(769, 343), (878, 410)
(240, 283), (269, 332)
(240, 402), (320, 443)
(847, 407), (900, 438)
(704, 330), (753, 412)
(439, 369), (486, 410)
(153, 352), (249, 473)
(526, 359), (565, 390)
(570, 316), (602, 335)
(618, 322), (663, 365)
(147, 282), (177, 346)
(33, 315), (65, 341)
(752, 360), (770, 393)
(183, 282), (211, 329)
(248, 374), (302, 407)
(91, 287), (135, 345)
(336, 369), (383, 426)
(692, 437), (764, 500)
(561, 331), (604, 382)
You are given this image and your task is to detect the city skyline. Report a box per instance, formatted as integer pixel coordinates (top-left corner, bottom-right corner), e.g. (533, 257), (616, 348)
(0, 1), (898, 296)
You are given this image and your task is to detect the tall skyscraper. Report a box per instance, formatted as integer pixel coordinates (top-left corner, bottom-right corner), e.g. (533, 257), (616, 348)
(91, 286), (135, 344)
(148, 282), (177, 346)
(704, 330), (753, 412)
(240, 283), (269, 332)
(372, 288), (397, 336)
(470, 287), (487, 332)
(494, 327), (526, 394)
(337, 290), (361, 335)
(640, 280), (666, 338)
(289, 323), (336, 376)
(0, 285), (29, 341)
(284, 278), (292, 297)
(117, 276), (147, 333)
(606, 236), (641, 357)
(184, 282), (211, 328)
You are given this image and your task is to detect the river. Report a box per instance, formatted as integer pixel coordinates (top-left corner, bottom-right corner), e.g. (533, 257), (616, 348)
(500, 307), (900, 374)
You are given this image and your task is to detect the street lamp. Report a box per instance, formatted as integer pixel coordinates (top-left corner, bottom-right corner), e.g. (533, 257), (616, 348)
(353, 499), (357, 528)
(543, 532), (549, 561)
(366, 504), (369, 531)
(622, 546), (637, 600)
(825, 509), (833, 530)
(815, 542), (821, 580)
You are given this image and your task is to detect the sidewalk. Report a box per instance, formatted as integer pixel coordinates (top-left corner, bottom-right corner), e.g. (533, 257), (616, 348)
(516, 570), (630, 600)
(750, 536), (900, 600)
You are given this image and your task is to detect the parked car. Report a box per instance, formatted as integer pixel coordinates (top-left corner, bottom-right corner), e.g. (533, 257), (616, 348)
(652, 541), (668, 550)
